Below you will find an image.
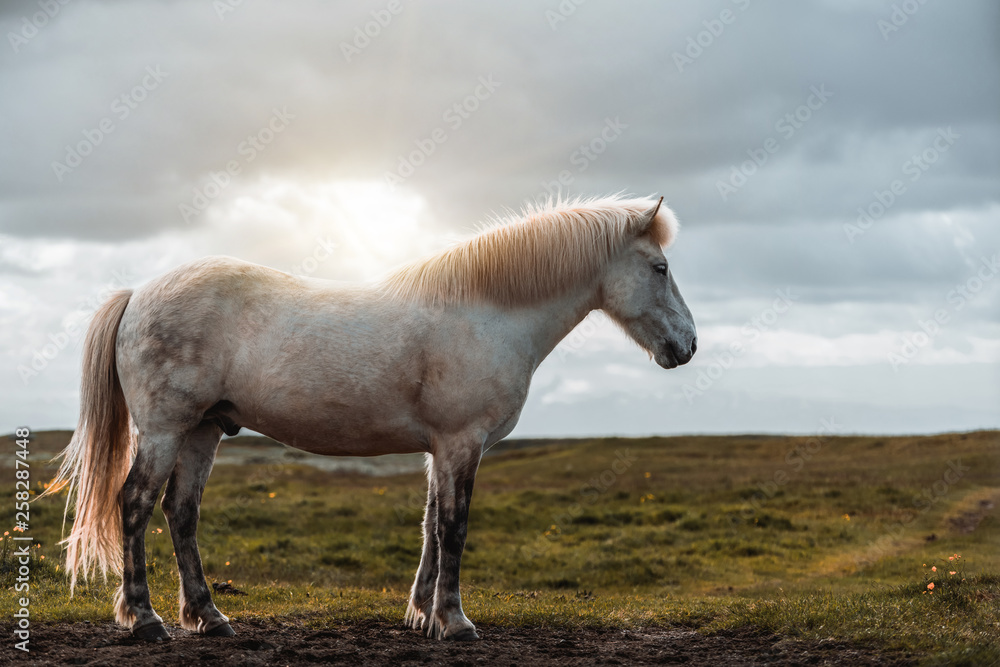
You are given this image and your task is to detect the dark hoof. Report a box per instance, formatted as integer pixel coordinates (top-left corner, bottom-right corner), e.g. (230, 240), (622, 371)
(448, 627), (480, 641)
(132, 622), (171, 642)
(204, 622), (236, 637)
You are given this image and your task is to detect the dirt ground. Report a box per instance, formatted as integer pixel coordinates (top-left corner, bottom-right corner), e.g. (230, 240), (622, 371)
(3, 620), (916, 666)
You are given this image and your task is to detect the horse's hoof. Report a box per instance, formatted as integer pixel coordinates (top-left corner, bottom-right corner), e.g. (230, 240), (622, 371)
(204, 622), (236, 637)
(447, 627), (480, 641)
(132, 622), (171, 642)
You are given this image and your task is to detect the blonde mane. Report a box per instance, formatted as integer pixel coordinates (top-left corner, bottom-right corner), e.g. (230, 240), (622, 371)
(380, 195), (679, 308)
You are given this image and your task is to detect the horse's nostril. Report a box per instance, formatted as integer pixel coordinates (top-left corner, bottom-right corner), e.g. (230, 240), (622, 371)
(690, 337), (698, 355)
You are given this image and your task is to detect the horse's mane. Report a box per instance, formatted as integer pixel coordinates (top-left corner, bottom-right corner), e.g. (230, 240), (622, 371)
(379, 194), (679, 308)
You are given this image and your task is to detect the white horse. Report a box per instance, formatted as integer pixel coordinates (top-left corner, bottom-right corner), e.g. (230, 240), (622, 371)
(45, 194), (696, 642)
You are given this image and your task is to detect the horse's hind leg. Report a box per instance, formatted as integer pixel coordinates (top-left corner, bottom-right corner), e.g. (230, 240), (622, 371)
(161, 422), (233, 636)
(115, 430), (187, 641)
(405, 455), (439, 631)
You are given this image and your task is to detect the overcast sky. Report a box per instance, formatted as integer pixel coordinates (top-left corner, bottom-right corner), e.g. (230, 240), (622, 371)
(1, 0), (998, 438)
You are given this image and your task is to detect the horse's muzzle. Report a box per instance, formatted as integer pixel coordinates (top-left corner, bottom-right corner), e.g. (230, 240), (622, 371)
(662, 336), (697, 368)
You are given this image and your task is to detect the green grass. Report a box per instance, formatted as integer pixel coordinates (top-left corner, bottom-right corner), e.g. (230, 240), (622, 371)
(3, 430), (999, 663)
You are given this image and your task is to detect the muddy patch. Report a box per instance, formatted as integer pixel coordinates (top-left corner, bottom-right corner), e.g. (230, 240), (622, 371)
(5, 620), (917, 666)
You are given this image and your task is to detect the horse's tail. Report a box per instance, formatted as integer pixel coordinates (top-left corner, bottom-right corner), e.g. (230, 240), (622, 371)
(41, 289), (136, 593)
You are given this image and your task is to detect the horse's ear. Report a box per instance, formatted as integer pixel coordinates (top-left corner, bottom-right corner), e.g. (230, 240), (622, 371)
(639, 196), (664, 233)
(637, 196), (679, 247)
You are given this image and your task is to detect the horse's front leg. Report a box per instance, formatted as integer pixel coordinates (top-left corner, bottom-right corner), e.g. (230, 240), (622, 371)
(405, 456), (438, 631)
(425, 440), (481, 641)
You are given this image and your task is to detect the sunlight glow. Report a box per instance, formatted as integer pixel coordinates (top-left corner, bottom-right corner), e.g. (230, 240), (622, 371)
(201, 177), (437, 281)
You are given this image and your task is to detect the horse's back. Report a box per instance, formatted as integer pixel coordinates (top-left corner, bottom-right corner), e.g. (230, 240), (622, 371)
(118, 255), (299, 370)
(114, 256), (432, 451)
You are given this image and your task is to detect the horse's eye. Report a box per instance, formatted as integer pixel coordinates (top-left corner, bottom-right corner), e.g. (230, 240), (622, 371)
(653, 263), (667, 276)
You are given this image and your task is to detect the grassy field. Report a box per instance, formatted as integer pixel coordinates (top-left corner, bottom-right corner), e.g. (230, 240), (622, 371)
(3, 430), (999, 664)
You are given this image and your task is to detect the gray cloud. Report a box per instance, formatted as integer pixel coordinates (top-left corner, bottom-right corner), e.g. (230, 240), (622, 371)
(0, 0), (997, 435)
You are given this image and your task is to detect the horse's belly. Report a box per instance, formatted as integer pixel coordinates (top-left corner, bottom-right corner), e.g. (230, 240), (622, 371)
(272, 429), (429, 457)
(242, 402), (430, 457)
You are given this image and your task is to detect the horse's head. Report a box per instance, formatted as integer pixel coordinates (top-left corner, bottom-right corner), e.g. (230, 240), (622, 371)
(600, 199), (697, 369)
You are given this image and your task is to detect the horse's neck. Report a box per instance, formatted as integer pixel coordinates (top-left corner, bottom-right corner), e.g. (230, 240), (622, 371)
(519, 283), (600, 366)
